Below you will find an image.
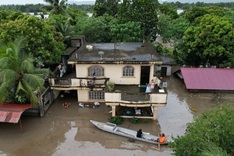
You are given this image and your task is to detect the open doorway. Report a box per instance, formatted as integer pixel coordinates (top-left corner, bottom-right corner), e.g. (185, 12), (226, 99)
(140, 66), (150, 86)
(161, 67), (167, 77)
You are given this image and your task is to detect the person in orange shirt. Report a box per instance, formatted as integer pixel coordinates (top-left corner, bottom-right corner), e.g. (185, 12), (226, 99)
(156, 133), (166, 143)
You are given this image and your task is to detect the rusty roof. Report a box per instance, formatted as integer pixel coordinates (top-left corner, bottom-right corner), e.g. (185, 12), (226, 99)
(0, 104), (32, 123)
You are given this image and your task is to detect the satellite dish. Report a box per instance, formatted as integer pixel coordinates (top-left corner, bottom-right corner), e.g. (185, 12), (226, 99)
(86, 45), (93, 51)
(98, 51), (104, 60)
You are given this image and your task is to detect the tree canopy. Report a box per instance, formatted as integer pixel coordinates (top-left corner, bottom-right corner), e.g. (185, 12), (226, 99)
(170, 104), (234, 156)
(118, 0), (159, 41)
(182, 14), (234, 67)
(110, 21), (142, 42)
(93, 0), (120, 17)
(42, 0), (69, 16)
(0, 10), (65, 64)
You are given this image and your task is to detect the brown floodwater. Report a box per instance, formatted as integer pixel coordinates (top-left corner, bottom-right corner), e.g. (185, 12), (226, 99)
(1, 75), (230, 156)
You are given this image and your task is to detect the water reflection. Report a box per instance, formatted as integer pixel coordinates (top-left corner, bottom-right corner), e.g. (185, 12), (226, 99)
(158, 91), (193, 140)
(0, 151), (7, 156)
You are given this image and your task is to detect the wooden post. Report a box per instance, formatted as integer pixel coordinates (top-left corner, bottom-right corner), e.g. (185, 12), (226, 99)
(19, 119), (23, 132)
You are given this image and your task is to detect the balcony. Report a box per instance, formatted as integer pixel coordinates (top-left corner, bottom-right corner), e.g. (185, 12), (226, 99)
(105, 85), (167, 103)
(104, 85), (167, 120)
(49, 77), (109, 90)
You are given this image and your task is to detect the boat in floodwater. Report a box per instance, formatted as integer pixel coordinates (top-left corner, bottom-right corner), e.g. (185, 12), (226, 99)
(90, 120), (168, 149)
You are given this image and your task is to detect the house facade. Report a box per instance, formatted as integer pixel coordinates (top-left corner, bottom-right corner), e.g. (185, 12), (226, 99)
(49, 41), (168, 120)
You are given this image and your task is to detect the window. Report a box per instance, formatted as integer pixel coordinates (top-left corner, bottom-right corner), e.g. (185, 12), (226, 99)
(123, 66), (134, 76)
(88, 66), (104, 76)
(89, 91), (104, 100)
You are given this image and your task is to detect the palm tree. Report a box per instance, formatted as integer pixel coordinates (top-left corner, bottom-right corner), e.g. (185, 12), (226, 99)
(0, 38), (49, 106)
(43, 0), (69, 16)
(55, 20), (75, 47)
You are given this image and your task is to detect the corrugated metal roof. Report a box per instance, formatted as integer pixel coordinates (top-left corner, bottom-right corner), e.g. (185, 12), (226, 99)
(0, 104), (32, 123)
(181, 68), (234, 90)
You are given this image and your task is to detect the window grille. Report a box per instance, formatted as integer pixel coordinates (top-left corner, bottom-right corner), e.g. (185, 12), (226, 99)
(89, 91), (104, 99)
(88, 66), (104, 76)
(123, 66), (134, 76)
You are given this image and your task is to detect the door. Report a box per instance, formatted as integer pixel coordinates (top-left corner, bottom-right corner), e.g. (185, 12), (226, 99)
(140, 66), (150, 86)
(161, 67), (167, 77)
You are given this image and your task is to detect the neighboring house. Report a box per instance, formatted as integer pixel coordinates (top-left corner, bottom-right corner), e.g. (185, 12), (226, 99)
(181, 67), (234, 92)
(155, 55), (176, 77)
(49, 39), (168, 120)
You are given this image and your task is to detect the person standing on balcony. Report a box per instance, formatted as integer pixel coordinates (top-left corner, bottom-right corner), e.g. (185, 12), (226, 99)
(59, 64), (65, 77)
(92, 72), (96, 85)
(145, 83), (151, 99)
(150, 79), (155, 92)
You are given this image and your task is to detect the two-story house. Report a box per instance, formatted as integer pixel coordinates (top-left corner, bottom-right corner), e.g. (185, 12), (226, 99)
(49, 40), (168, 120)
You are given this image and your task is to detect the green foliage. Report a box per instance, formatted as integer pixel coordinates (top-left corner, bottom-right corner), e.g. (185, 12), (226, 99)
(46, 14), (75, 46)
(0, 38), (49, 106)
(158, 15), (189, 43)
(201, 145), (229, 156)
(118, 0), (159, 41)
(109, 116), (124, 125)
(77, 14), (115, 42)
(129, 117), (140, 124)
(110, 21), (142, 42)
(182, 14), (234, 67)
(93, 0), (120, 17)
(42, 0), (69, 16)
(15, 94), (27, 104)
(0, 11), (65, 63)
(154, 43), (163, 55)
(159, 3), (178, 19)
(170, 104), (234, 156)
(184, 6), (225, 24)
(106, 82), (115, 92)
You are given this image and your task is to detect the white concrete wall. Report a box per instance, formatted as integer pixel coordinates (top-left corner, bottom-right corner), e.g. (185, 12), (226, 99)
(53, 90), (61, 99)
(77, 90), (89, 101)
(150, 94), (167, 103)
(71, 78), (80, 86)
(162, 65), (172, 76)
(76, 64), (155, 85)
(155, 65), (172, 76)
(154, 77), (161, 86)
(105, 92), (121, 102)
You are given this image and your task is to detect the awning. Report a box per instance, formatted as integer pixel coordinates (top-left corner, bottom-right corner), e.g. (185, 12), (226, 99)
(0, 103), (32, 123)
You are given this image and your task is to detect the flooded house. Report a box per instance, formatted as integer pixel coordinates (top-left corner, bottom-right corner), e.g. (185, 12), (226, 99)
(49, 38), (169, 120)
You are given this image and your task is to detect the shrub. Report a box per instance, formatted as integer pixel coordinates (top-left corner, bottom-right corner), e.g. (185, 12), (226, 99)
(129, 117), (140, 124)
(107, 82), (115, 92)
(109, 116), (124, 125)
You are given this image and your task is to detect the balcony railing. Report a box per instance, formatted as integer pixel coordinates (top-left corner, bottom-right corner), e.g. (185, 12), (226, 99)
(105, 90), (167, 104)
(49, 77), (110, 89)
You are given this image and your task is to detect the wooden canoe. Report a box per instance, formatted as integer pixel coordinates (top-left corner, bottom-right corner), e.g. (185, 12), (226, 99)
(90, 120), (168, 148)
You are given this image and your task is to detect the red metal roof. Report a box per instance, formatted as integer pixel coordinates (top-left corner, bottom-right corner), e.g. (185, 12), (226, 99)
(181, 68), (234, 90)
(0, 104), (32, 123)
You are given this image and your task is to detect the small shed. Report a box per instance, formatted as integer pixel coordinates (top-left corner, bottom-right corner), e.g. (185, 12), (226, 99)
(155, 55), (176, 77)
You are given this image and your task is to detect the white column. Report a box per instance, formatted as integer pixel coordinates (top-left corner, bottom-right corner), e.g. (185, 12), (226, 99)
(153, 106), (158, 120)
(112, 106), (116, 117)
